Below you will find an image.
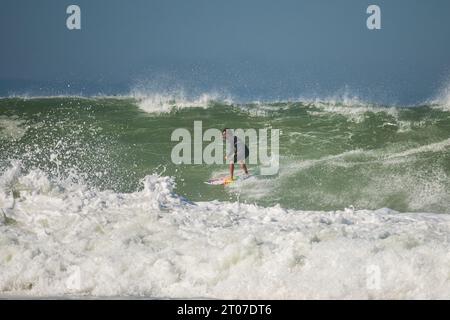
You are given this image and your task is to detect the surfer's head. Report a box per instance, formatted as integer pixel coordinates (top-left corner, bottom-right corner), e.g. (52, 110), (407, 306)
(222, 128), (230, 139)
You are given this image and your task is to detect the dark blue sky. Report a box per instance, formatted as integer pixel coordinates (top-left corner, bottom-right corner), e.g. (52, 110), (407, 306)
(1, 0), (450, 103)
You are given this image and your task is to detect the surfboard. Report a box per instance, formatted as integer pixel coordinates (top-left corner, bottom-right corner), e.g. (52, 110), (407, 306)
(205, 173), (252, 186)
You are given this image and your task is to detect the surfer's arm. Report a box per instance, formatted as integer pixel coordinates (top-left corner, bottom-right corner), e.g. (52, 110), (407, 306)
(225, 152), (234, 162)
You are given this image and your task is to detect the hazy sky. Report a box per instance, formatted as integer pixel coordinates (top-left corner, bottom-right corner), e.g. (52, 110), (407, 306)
(1, 0), (450, 103)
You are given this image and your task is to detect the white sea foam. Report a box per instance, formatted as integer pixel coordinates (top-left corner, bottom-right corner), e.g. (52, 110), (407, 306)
(0, 115), (29, 141)
(1, 163), (450, 299)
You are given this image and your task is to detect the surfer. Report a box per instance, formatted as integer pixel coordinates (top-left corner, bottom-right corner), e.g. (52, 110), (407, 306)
(222, 128), (249, 180)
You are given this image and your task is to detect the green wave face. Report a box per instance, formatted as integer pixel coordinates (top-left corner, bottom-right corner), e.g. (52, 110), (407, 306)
(1, 97), (450, 213)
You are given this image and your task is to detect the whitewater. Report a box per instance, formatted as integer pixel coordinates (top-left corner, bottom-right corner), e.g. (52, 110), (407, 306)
(1, 163), (450, 299)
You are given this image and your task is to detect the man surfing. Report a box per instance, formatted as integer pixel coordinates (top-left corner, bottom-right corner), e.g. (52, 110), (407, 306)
(222, 128), (249, 181)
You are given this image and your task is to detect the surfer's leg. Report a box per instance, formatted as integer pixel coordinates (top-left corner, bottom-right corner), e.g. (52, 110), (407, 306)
(239, 162), (249, 175)
(229, 163), (235, 180)
(240, 147), (249, 175)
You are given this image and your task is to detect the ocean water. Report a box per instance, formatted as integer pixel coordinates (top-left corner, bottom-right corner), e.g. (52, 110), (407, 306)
(1, 93), (450, 298)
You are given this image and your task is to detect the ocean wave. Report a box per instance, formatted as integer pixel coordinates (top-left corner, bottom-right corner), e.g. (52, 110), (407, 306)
(2, 92), (450, 119)
(232, 136), (450, 212)
(1, 163), (450, 298)
(305, 101), (399, 123)
(1, 94), (449, 213)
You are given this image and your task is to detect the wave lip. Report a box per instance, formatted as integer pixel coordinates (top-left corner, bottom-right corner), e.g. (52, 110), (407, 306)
(3, 91), (450, 116)
(1, 165), (450, 299)
(130, 89), (234, 114)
